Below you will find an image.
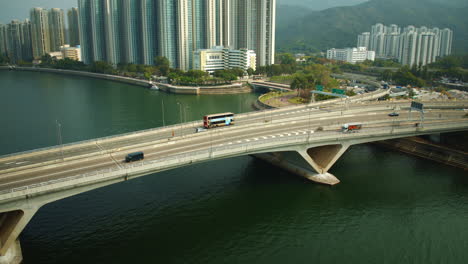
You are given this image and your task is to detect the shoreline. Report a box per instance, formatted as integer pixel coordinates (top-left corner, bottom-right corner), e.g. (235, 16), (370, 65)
(0, 66), (252, 95)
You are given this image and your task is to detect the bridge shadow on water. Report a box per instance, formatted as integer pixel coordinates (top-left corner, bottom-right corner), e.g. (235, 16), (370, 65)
(20, 145), (468, 264)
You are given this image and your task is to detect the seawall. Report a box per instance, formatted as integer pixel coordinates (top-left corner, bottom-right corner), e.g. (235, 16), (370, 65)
(0, 66), (252, 95)
(375, 137), (468, 170)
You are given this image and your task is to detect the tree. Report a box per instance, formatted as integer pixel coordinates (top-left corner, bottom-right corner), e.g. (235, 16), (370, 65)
(276, 53), (296, 65)
(154, 56), (170, 76)
(127, 64), (137, 72)
(246, 67), (255, 76)
(90, 61), (114, 74)
(40, 54), (53, 66)
(0, 56), (10, 64)
(231, 68), (245, 78)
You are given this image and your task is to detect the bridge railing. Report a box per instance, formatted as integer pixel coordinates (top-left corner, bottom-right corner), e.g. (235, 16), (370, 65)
(0, 119), (204, 160)
(1, 120), (466, 200)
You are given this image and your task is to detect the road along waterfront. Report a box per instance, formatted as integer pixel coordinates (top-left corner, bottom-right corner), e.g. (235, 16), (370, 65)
(1, 71), (468, 264)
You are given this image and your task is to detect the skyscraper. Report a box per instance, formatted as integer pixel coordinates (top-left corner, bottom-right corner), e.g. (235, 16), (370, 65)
(0, 24), (8, 57)
(360, 23), (453, 66)
(48, 8), (65, 52)
(439, 28), (453, 57)
(357, 32), (370, 49)
(3, 20), (33, 63)
(67, 8), (80, 47)
(140, 0), (158, 65)
(30, 7), (50, 59)
(7, 20), (23, 63)
(20, 19), (33, 61)
(78, 0), (275, 69)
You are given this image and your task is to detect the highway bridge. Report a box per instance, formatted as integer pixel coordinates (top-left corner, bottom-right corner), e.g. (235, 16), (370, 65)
(0, 98), (467, 263)
(251, 81), (292, 91)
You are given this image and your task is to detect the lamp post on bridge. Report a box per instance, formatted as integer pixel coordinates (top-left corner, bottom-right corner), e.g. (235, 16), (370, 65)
(56, 120), (64, 160)
(161, 99), (166, 127)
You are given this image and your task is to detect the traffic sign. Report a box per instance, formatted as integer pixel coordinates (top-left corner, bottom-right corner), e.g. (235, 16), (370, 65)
(332, 88), (345, 95)
(411, 101), (424, 111)
(316, 85), (324, 91)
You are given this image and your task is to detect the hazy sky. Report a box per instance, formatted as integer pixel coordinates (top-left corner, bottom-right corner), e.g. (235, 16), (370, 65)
(0, 0), (371, 24)
(0, 0), (77, 23)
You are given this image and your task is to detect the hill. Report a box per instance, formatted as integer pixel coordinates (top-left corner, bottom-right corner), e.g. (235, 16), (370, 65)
(276, 0), (366, 11)
(276, 0), (468, 54)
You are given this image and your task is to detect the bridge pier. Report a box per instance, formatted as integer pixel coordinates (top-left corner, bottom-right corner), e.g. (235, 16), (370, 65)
(254, 143), (350, 185)
(0, 206), (39, 264)
(0, 239), (21, 264)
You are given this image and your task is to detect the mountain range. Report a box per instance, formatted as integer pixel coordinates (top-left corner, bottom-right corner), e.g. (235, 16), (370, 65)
(276, 0), (468, 54)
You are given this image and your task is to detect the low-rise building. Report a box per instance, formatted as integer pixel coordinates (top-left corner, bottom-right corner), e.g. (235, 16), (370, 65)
(60, 44), (81, 61)
(48, 51), (63, 60)
(327, 47), (375, 64)
(193, 46), (256, 73)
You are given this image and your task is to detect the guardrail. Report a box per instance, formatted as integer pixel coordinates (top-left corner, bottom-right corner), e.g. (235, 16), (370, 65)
(1, 119), (466, 200)
(1, 97), (466, 162)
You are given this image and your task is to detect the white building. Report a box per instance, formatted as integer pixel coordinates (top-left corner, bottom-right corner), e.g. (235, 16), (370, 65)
(357, 32), (370, 49)
(358, 23), (453, 66)
(193, 46), (256, 73)
(60, 44), (81, 61)
(327, 47), (375, 64)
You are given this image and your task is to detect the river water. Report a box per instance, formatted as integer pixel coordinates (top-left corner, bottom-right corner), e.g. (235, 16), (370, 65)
(1, 71), (467, 264)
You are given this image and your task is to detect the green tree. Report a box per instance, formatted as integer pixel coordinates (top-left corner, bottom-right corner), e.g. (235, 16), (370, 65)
(90, 61), (114, 74)
(154, 56), (170, 75)
(276, 53), (296, 65)
(246, 67), (255, 76)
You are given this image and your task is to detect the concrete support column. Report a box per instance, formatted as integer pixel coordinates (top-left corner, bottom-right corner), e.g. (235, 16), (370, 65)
(254, 143), (350, 185)
(0, 206), (39, 264)
(0, 239), (22, 264)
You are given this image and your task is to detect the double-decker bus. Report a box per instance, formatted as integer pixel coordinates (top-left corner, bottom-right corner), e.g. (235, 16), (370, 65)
(203, 112), (235, 128)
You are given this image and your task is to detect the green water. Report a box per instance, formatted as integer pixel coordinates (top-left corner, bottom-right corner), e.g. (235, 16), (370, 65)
(1, 71), (467, 264)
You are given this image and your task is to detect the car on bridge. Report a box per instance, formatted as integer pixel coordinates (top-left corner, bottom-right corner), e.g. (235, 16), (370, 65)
(388, 112), (399, 117)
(125, 151), (144, 162)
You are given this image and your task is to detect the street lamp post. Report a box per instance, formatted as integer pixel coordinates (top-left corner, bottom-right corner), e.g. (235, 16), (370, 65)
(56, 120), (64, 160)
(177, 102), (183, 137)
(161, 99), (166, 127)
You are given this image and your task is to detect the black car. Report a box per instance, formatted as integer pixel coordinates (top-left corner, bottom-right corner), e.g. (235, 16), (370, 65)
(125, 151), (144, 162)
(388, 112), (399, 117)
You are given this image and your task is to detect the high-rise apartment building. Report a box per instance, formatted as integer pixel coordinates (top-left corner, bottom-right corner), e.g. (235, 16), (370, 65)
(359, 23), (453, 66)
(67, 8), (80, 47)
(7, 20), (23, 63)
(77, 0), (275, 70)
(0, 24), (8, 57)
(30, 7), (50, 59)
(20, 19), (33, 61)
(48, 8), (65, 51)
(439, 28), (452, 57)
(357, 32), (370, 49)
(3, 20), (33, 63)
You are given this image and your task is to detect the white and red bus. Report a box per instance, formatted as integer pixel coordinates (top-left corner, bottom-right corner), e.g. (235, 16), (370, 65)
(342, 123), (362, 132)
(203, 112), (235, 128)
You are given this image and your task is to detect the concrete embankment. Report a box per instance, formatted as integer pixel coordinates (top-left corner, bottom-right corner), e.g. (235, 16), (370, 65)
(0, 66), (151, 87)
(0, 66), (252, 95)
(375, 137), (468, 170)
(157, 82), (252, 95)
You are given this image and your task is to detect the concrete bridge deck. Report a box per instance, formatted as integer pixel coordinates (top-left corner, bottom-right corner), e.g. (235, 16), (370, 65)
(0, 99), (467, 263)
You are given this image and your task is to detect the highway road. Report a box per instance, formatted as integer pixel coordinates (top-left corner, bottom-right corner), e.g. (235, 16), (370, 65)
(0, 101), (467, 193)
